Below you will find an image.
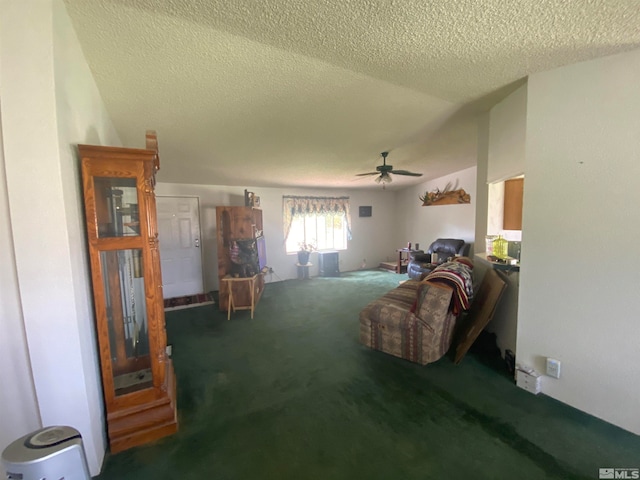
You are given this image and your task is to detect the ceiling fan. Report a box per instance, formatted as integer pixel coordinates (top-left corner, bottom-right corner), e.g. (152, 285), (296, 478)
(356, 151), (423, 187)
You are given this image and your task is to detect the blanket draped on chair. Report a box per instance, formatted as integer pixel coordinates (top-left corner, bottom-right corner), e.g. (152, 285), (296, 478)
(423, 260), (474, 315)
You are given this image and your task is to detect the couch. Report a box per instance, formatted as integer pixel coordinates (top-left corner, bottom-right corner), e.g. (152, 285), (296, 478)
(407, 238), (470, 280)
(360, 258), (474, 365)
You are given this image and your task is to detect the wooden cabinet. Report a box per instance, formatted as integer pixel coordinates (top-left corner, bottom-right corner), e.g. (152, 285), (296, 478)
(216, 206), (266, 313)
(504, 177), (524, 230)
(79, 132), (178, 453)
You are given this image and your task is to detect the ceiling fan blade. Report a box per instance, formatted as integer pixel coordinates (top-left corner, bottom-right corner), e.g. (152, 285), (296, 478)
(356, 172), (379, 176)
(390, 170), (423, 177)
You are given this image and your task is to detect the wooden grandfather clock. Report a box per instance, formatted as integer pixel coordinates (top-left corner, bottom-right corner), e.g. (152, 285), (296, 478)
(79, 131), (178, 453)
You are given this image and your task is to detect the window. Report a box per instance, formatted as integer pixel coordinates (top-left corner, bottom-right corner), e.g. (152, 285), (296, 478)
(282, 195), (352, 254)
(285, 213), (348, 253)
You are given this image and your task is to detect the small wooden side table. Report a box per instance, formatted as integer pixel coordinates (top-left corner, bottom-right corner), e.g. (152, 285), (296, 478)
(221, 274), (261, 320)
(396, 248), (423, 274)
(296, 262), (312, 279)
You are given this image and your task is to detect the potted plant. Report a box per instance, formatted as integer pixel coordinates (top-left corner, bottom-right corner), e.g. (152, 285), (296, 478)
(297, 242), (316, 265)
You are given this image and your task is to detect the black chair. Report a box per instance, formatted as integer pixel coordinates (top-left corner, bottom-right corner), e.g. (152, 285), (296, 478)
(407, 238), (470, 280)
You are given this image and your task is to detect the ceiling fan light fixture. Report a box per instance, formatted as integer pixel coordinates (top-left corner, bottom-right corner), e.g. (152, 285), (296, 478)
(356, 151), (423, 188)
(376, 172), (392, 189)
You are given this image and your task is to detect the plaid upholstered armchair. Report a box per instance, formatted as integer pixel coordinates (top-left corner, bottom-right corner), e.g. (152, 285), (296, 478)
(407, 238), (470, 280)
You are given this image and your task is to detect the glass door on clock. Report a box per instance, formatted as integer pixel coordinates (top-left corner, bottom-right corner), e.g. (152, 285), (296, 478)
(100, 248), (152, 396)
(94, 177), (140, 237)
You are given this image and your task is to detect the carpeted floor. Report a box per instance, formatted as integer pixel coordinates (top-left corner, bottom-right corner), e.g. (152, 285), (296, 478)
(97, 270), (639, 480)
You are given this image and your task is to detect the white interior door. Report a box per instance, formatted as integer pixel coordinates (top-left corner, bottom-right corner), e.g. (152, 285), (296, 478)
(157, 196), (203, 299)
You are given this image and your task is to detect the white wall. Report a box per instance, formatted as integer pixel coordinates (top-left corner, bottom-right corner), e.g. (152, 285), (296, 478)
(52, 0), (122, 471)
(155, 183), (398, 291)
(518, 48), (640, 435)
(0, 0), (121, 474)
(472, 83), (529, 358)
(487, 83), (527, 183)
(487, 182), (505, 235)
(474, 113), (490, 249)
(0, 95), (42, 454)
(394, 166), (477, 252)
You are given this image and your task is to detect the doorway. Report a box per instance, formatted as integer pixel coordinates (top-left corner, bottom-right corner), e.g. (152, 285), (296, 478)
(157, 196), (204, 299)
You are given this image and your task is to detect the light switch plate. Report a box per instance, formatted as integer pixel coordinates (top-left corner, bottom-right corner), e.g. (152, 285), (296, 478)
(546, 357), (561, 378)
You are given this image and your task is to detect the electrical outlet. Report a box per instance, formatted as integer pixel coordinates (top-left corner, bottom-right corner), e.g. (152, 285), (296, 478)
(546, 357), (561, 378)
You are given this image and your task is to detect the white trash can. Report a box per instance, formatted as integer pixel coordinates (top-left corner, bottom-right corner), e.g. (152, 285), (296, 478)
(2, 426), (90, 480)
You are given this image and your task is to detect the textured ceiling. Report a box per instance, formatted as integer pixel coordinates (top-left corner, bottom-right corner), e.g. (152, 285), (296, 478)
(63, 0), (640, 190)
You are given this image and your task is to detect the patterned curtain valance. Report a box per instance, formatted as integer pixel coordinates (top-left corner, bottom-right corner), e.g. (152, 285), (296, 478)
(282, 195), (352, 242)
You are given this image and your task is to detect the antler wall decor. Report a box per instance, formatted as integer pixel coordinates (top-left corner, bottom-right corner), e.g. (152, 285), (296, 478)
(419, 181), (471, 206)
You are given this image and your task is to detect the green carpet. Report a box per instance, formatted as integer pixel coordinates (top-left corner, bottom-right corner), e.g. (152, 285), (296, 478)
(97, 270), (639, 480)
